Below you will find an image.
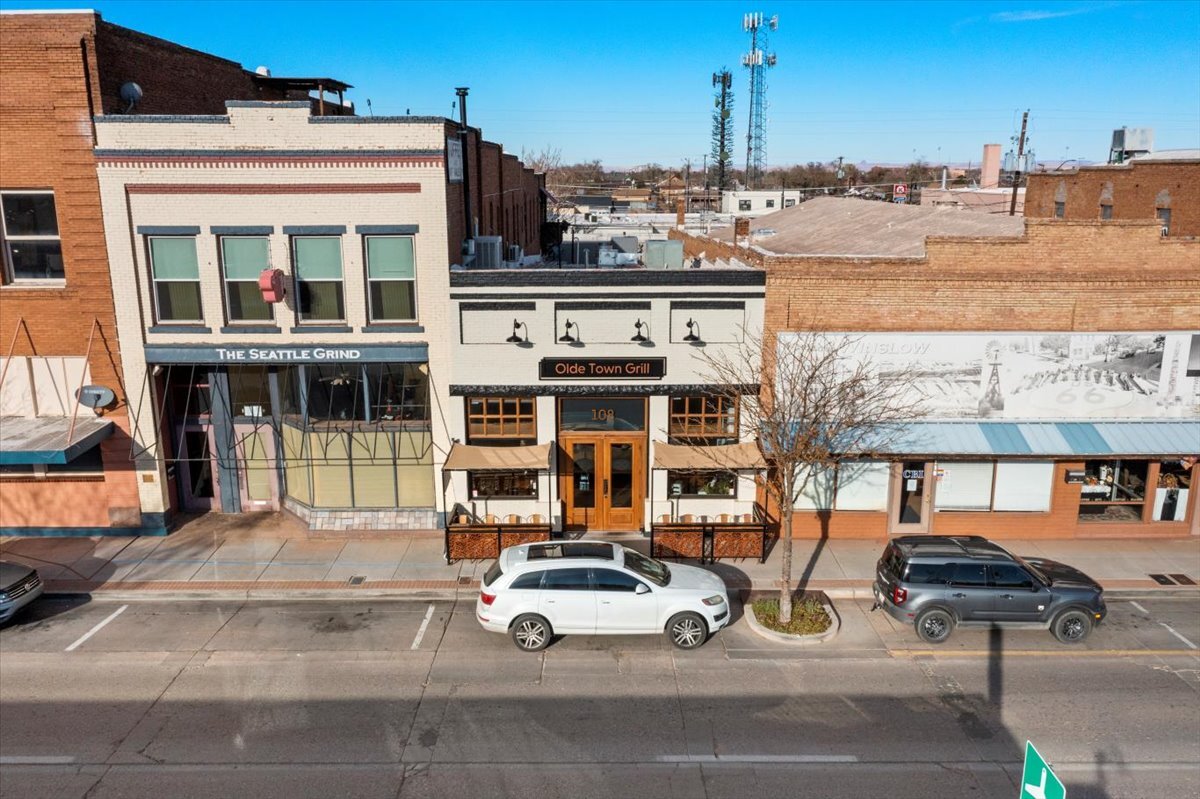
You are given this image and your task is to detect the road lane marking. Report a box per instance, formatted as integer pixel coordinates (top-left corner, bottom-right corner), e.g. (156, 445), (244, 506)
(64, 604), (128, 652)
(410, 603), (435, 650)
(1129, 601), (1148, 614)
(0, 756), (76, 765)
(894, 648), (1198, 658)
(1159, 622), (1199, 650)
(658, 754), (859, 763)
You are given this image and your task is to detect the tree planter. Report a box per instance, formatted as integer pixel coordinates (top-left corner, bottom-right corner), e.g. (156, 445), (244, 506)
(744, 594), (841, 645)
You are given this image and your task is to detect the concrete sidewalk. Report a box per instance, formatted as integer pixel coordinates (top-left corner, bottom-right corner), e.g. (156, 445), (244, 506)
(1, 512), (1197, 598)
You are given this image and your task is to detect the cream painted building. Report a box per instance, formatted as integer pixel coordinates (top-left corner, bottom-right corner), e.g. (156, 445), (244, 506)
(95, 101), (491, 530)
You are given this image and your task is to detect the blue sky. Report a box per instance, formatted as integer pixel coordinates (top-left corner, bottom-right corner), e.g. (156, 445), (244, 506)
(8, 0), (1199, 168)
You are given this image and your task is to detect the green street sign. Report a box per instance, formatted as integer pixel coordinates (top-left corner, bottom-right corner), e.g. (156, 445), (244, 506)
(1021, 741), (1066, 799)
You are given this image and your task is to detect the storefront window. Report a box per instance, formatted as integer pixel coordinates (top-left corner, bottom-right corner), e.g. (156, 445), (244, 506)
(1154, 461), (1192, 522)
(668, 470), (736, 497)
(1079, 459), (1149, 522)
(669, 395), (738, 444)
(470, 471), (538, 498)
(228, 365), (271, 418)
(279, 364), (429, 427)
(467, 397), (536, 444)
(163, 366), (211, 418)
(306, 364), (366, 422)
(559, 398), (645, 432)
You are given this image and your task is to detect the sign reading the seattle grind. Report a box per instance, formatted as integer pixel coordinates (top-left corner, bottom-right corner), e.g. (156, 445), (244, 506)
(539, 358), (666, 380)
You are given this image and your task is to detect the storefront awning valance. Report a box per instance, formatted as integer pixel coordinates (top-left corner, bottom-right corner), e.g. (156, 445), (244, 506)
(652, 442), (766, 471)
(875, 421), (1200, 458)
(0, 416), (114, 465)
(443, 442), (552, 472)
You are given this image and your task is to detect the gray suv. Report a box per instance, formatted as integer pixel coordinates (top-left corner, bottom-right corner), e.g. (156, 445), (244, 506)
(872, 535), (1106, 644)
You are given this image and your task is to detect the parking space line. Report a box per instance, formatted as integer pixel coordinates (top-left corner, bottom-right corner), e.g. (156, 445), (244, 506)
(64, 604), (128, 652)
(410, 603), (435, 650)
(1129, 601), (1149, 614)
(1159, 622), (1199, 650)
(0, 756), (76, 765)
(658, 754), (859, 763)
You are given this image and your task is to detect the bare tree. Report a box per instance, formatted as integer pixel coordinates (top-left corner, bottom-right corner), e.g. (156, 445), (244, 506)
(521, 145), (562, 176)
(696, 329), (923, 623)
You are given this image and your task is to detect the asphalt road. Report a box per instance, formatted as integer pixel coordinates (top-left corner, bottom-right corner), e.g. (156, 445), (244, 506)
(1, 593), (1197, 799)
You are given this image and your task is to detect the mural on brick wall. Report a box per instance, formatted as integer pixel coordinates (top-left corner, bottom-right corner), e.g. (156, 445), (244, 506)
(779, 332), (1200, 420)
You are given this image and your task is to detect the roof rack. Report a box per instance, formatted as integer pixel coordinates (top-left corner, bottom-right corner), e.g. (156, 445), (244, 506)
(525, 542), (615, 561)
(894, 535), (1008, 557)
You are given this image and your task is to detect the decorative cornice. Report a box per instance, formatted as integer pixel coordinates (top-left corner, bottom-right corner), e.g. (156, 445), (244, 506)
(96, 150), (444, 169)
(125, 183), (420, 195)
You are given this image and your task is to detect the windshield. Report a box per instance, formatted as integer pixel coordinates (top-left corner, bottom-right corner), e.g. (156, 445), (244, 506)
(622, 548), (670, 587)
(1013, 554), (1048, 586)
(482, 561), (503, 587)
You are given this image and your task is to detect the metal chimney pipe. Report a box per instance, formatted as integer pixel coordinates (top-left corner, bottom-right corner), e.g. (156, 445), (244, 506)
(455, 87), (474, 249)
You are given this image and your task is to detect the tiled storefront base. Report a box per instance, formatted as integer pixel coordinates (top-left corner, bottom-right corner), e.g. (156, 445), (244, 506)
(285, 498), (438, 531)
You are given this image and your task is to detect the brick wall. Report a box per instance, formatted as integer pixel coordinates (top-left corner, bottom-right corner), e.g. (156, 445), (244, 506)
(1025, 161), (1200, 237)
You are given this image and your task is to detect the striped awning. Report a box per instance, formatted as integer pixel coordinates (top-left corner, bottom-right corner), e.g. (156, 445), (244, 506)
(879, 421), (1199, 458)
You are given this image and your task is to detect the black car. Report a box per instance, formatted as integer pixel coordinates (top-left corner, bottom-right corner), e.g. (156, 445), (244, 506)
(872, 535), (1106, 644)
(0, 560), (43, 624)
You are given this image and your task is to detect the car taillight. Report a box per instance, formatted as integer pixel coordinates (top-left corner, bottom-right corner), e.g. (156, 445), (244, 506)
(480, 592), (496, 606)
(892, 585), (908, 605)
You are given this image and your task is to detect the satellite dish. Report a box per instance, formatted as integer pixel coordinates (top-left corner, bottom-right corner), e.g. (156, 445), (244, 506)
(119, 82), (143, 114)
(76, 385), (116, 409)
(255, 65), (271, 77)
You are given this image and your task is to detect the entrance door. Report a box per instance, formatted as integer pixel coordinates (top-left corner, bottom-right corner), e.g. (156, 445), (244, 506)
(889, 461), (932, 534)
(561, 436), (645, 531)
(178, 426), (219, 510)
(234, 424), (279, 511)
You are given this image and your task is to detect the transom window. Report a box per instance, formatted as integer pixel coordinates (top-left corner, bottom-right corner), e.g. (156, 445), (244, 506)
(365, 235), (416, 322)
(221, 237), (273, 322)
(148, 236), (202, 323)
(467, 397), (536, 444)
(1, 190), (64, 282)
(292, 236), (344, 322)
(669, 395), (738, 444)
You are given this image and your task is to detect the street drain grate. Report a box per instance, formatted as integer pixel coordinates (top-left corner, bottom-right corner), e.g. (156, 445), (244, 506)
(1149, 573), (1176, 585)
(348, 575), (366, 585)
(1169, 574), (1196, 586)
(457, 576), (472, 585)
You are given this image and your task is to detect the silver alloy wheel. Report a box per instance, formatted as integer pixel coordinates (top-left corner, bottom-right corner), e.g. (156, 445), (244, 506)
(515, 619), (546, 650)
(1060, 616), (1085, 641)
(671, 616), (704, 648)
(922, 614), (949, 640)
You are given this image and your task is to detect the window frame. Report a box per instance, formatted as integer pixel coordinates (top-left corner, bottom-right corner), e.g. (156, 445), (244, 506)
(363, 234), (418, 323)
(466, 396), (537, 443)
(738, 199), (752, 211)
(1099, 203), (1113, 220)
(219, 235), (274, 325)
(1, 189), (64, 285)
(667, 470), (737, 498)
(668, 394), (739, 444)
(1054, 201), (1065, 218)
(146, 234), (204, 324)
(291, 234), (345, 324)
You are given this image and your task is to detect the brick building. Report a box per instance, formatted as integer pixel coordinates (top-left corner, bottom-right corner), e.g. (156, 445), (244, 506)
(94, 100), (543, 532)
(0, 10), (340, 534)
(673, 197), (1200, 540)
(1025, 153), (1200, 237)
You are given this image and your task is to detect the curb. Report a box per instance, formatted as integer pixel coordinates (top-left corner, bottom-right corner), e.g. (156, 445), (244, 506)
(743, 596), (841, 645)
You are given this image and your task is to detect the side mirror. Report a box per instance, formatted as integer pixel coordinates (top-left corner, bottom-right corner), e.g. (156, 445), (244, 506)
(635, 583), (651, 595)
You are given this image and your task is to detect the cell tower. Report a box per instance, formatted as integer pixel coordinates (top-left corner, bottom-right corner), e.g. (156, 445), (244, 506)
(711, 70), (734, 191)
(742, 11), (777, 189)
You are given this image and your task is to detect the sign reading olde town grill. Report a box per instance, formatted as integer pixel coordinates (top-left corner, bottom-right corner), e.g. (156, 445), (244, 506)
(539, 358), (666, 381)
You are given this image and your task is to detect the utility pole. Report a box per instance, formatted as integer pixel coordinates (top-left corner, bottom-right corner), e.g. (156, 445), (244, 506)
(1009, 109), (1028, 217)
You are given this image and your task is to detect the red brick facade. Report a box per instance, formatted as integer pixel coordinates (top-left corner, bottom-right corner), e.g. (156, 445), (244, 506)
(0, 12), (289, 531)
(672, 219), (1200, 540)
(1025, 160), (1200, 238)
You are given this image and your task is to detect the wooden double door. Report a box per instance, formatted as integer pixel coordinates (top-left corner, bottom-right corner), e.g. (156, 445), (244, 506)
(560, 436), (645, 531)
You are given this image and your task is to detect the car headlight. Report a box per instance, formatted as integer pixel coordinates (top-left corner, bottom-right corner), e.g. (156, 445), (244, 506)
(701, 595), (725, 606)
(0, 592), (9, 602)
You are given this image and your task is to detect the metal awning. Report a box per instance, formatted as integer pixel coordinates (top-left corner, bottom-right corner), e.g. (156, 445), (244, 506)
(443, 442), (552, 472)
(0, 416), (114, 465)
(652, 442), (766, 470)
(879, 421), (1200, 458)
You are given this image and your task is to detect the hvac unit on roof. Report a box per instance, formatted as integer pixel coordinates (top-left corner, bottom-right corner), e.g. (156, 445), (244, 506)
(473, 236), (503, 269)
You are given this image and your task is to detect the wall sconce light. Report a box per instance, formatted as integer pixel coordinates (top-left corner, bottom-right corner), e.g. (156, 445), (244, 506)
(559, 319), (578, 343)
(631, 319), (648, 343)
(506, 319), (529, 344)
(683, 318), (704, 345)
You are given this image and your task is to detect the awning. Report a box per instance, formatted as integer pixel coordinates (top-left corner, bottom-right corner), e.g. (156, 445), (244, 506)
(0, 416), (114, 465)
(876, 421), (1200, 458)
(652, 442), (767, 470)
(443, 442), (552, 471)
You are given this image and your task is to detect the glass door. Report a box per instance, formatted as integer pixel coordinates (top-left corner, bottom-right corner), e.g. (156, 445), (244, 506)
(178, 426), (219, 511)
(559, 436), (645, 531)
(604, 440), (641, 530)
(563, 439), (598, 529)
(889, 461), (932, 534)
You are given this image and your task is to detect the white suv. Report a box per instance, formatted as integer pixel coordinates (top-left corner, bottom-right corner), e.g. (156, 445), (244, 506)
(476, 541), (730, 651)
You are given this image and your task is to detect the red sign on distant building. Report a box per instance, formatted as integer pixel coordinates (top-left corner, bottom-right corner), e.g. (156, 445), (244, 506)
(893, 184), (908, 196)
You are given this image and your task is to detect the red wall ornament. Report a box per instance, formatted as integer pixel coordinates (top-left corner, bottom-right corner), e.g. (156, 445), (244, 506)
(258, 268), (286, 303)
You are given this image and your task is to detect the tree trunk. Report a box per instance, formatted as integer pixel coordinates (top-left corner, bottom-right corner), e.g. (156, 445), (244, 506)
(778, 507), (793, 624)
